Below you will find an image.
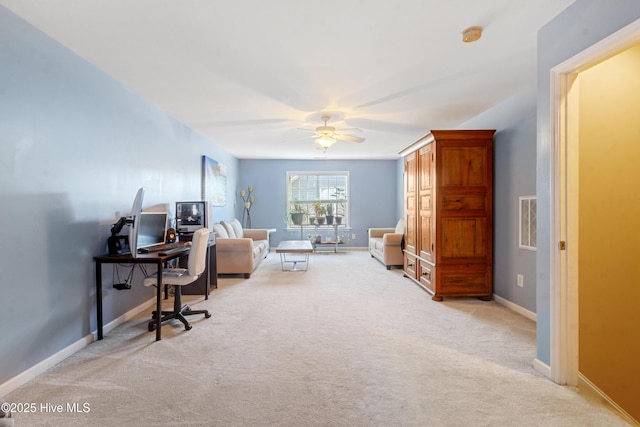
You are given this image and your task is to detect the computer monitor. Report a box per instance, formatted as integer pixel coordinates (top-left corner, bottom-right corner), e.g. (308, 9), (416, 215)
(175, 201), (208, 233)
(136, 212), (168, 251)
(128, 187), (145, 257)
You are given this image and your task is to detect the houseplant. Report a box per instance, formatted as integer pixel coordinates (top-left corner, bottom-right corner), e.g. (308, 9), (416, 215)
(313, 201), (326, 225)
(290, 200), (304, 226)
(332, 188), (346, 224)
(326, 203), (334, 225)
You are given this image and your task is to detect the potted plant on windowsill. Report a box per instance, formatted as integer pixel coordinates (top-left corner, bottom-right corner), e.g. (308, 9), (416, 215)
(326, 203), (334, 225)
(290, 201), (304, 226)
(313, 201), (326, 225)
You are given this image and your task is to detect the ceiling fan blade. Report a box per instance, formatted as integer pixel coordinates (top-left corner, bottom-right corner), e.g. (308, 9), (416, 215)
(335, 127), (364, 133)
(335, 134), (365, 143)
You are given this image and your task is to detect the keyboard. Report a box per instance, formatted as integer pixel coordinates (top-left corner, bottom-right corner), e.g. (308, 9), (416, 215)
(138, 242), (180, 254)
(158, 246), (189, 256)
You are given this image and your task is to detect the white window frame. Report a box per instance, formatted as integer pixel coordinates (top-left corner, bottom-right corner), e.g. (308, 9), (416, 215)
(286, 171), (350, 229)
(519, 195), (537, 251)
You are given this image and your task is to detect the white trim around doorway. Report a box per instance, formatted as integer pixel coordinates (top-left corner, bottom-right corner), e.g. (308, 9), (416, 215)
(549, 18), (640, 386)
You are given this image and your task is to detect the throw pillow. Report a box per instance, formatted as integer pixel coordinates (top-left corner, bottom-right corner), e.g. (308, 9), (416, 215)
(395, 219), (405, 234)
(212, 223), (229, 239)
(229, 219), (244, 238)
(221, 221), (237, 238)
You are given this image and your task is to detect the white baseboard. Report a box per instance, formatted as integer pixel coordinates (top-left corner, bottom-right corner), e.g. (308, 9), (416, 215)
(0, 298), (155, 397)
(578, 373), (640, 426)
(493, 294), (536, 322)
(533, 358), (551, 378)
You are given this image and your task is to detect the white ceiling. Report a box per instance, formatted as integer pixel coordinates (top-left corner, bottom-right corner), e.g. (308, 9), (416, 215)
(1, 0), (574, 159)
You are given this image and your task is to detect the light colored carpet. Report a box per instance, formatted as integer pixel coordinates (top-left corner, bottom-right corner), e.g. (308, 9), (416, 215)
(6, 250), (630, 426)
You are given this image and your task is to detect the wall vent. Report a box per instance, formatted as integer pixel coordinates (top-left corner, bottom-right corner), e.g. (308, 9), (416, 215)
(519, 196), (537, 251)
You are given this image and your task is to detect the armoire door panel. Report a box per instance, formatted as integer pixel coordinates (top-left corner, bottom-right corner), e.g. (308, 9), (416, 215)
(440, 147), (488, 187)
(441, 193), (487, 212)
(405, 211), (417, 254)
(405, 152), (417, 193)
(441, 218), (487, 258)
(419, 194), (432, 210)
(419, 145), (433, 191)
(419, 214), (433, 261)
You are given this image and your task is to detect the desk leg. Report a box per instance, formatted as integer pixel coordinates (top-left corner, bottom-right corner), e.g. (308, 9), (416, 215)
(155, 259), (162, 341)
(96, 261), (103, 341)
(204, 248), (210, 300)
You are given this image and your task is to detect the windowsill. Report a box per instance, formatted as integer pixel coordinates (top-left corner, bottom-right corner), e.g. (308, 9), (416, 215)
(286, 225), (351, 232)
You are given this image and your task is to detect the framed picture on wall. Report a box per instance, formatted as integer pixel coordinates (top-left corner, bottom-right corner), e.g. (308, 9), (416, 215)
(202, 156), (227, 206)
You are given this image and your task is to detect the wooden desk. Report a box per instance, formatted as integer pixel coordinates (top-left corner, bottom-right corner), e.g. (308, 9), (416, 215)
(94, 247), (190, 341)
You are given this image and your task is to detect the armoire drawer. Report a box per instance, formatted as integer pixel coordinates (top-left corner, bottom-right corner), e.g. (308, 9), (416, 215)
(404, 252), (418, 280)
(418, 260), (435, 293)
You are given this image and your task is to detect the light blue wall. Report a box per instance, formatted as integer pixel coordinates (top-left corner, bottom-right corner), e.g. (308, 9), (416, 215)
(237, 159), (399, 247)
(396, 159), (405, 221)
(536, 0), (640, 365)
(0, 6), (238, 385)
(460, 87), (538, 313)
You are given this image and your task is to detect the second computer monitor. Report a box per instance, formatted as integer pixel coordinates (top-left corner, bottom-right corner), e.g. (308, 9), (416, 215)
(137, 212), (168, 250)
(175, 201), (208, 233)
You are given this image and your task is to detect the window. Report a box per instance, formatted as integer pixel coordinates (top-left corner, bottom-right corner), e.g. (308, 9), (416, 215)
(519, 196), (537, 250)
(287, 171), (349, 228)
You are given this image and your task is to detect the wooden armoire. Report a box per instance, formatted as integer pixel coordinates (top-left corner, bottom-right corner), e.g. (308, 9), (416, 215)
(400, 130), (495, 301)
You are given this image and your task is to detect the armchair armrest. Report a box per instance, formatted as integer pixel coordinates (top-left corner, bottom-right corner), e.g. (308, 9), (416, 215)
(216, 238), (253, 253)
(243, 228), (269, 241)
(383, 233), (403, 246)
(368, 228), (395, 238)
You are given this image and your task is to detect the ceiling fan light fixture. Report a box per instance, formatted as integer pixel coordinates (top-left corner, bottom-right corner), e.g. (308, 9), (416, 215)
(462, 26), (482, 43)
(315, 135), (336, 150)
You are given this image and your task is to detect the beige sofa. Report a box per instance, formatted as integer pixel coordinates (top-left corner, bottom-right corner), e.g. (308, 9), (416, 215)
(368, 219), (404, 269)
(212, 219), (269, 278)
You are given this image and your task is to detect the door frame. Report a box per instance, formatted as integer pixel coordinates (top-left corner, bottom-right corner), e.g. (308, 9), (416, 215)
(549, 18), (640, 385)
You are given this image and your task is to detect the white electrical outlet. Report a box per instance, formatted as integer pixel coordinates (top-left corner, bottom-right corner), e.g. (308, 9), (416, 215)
(517, 274), (524, 288)
(351, 233), (356, 239)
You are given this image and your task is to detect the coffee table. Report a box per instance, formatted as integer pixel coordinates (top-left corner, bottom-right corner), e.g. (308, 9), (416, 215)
(275, 240), (313, 271)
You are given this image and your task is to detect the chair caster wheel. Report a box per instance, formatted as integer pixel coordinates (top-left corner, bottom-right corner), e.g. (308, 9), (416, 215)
(148, 323), (156, 332)
(185, 324), (193, 331)
(205, 313), (212, 318)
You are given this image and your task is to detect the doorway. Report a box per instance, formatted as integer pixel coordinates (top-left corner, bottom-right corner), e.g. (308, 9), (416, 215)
(550, 19), (640, 423)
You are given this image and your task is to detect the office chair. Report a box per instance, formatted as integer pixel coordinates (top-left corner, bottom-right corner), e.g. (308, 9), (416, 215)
(143, 227), (212, 331)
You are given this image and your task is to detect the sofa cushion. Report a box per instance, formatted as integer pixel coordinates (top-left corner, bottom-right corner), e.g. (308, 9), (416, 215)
(212, 223), (229, 239)
(221, 221), (236, 238)
(252, 242), (263, 259)
(229, 218), (244, 238)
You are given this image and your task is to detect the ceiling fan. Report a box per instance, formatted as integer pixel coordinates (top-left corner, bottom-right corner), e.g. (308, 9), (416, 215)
(301, 114), (365, 151)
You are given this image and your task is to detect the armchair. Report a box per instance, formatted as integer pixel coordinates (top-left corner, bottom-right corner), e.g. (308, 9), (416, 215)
(368, 219), (404, 269)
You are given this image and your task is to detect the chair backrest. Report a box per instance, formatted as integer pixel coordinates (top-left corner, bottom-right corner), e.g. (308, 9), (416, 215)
(187, 228), (210, 277)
